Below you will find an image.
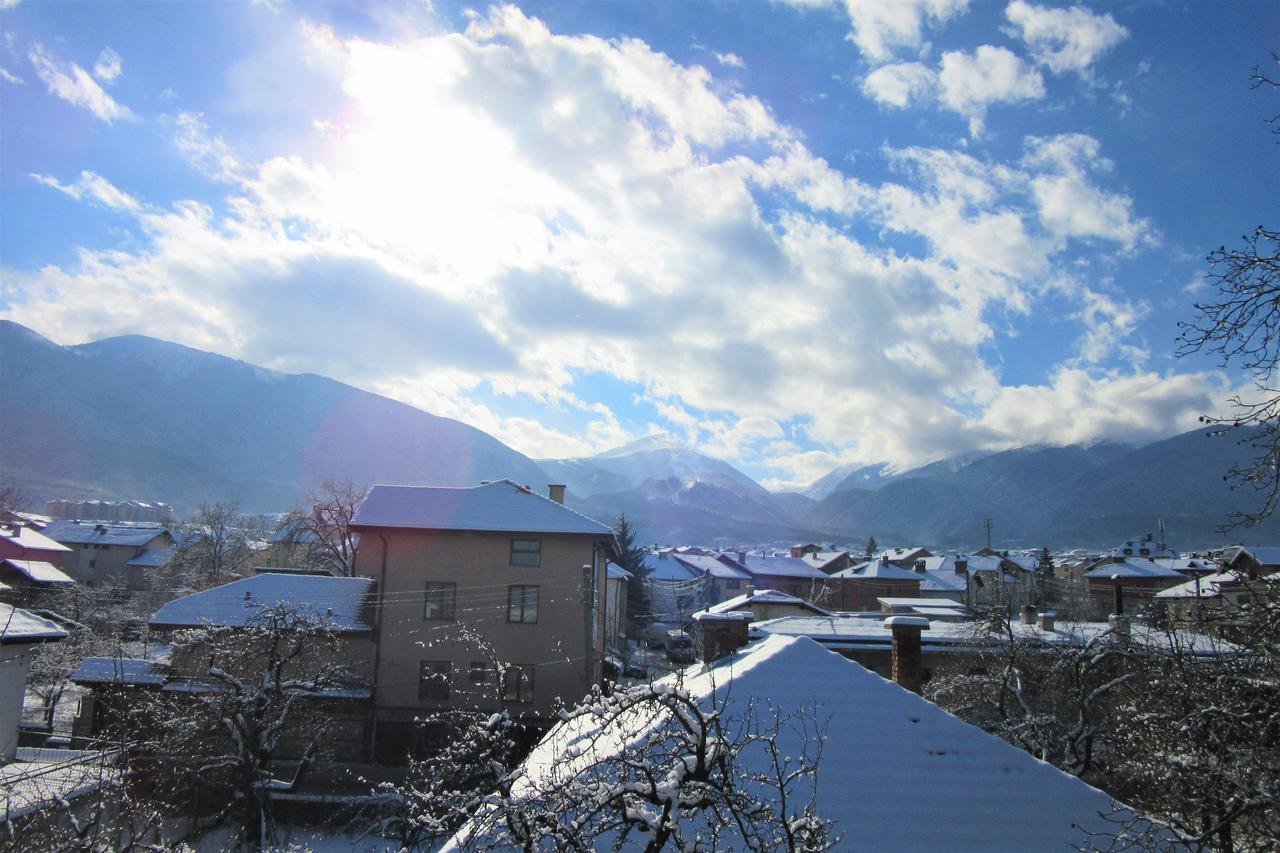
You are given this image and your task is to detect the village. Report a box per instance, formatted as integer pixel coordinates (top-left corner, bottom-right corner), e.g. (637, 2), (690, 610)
(0, 483), (1276, 849)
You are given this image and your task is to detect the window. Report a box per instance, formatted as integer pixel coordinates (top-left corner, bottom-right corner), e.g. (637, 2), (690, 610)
(418, 660), (451, 700)
(507, 585), (539, 623)
(726, 580), (740, 590)
(424, 581), (456, 621)
(510, 539), (541, 567)
(503, 664), (535, 703)
(469, 661), (492, 684)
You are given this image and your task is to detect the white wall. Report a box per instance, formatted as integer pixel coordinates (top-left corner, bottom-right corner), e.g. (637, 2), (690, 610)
(0, 644), (33, 762)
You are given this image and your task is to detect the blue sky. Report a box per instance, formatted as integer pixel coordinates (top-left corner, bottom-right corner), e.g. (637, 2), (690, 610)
(2, 0), (1277, 490)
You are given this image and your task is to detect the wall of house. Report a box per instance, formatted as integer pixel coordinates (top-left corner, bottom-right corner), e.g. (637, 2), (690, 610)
(831, 579), (923, 611)
(63, 534), (168, 587)
(356, 530), (608, 722)
(604, 577), (627, 651)
(0, 644), (33, 761)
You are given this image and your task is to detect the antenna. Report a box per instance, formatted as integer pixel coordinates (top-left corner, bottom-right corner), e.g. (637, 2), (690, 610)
(1158, 518), (1167, 550)
(983, 518), (994, 549)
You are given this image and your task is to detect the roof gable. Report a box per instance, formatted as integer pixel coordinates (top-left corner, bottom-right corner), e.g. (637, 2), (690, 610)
(352, 481), (613, 536)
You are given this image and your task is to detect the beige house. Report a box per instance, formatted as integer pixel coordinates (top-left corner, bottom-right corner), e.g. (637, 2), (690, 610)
(39, 520), (172, 588)
(351, 480), (617, 759)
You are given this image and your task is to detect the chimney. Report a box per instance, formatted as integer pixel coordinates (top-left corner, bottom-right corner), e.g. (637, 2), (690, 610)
(1039, 611), (1056, 632)
(913, 559), (926, 574)
(695, 612), (751, 663)
(1020, 604), (1037, 626)
(955, 557), (969, 575)
(883, 616), (929, 694)
(548, 484), (566, 505)
(243, 590), (252, 601)
(736, 550), (747, 564)
(1113, 583), (1124, 616)
(1108, 613), (1130, 636)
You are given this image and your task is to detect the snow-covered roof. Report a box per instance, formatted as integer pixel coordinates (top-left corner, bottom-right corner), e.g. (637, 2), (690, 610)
(1106, 536), (1178, 560)
(733, 553), (829, 580)
(1083, 559), (1186, 580)
(876, 546), (930, 561)
(877, 597), (967, 618)
(753, 615), (1229, 656)
(692, 588), (832, 619)
(801, 551), (847, 570)
(0, 603), (68, 644)
(0, 525), (72, 553)
(446, 635), (1172, 851)
(1154, 570), (1276, 599)
(674, 553), (752, 581)
(641, 553), (695, 581)
(1227, 545), (1280, 569)
(126, 548), (174, 568)
(0, 749), (117, 822)
(148, 575), (375, 633)
(606, 562), (633, 581)
(0, 559), (75, 585)
(834, 559), (922, 581)
(352, 481), (613, 536)
(1151, 556), (1220, 575)
(40, 519), (169, 547)
(70, 657), (168, 686)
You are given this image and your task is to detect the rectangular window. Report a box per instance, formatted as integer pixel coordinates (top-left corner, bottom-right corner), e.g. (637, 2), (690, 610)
(510, 539), (541, 567)
(424, 581), (457, 621)
(503, 664), (535, 703)
(507, 585), (539, 623)
(469, 661), (491, 684)
(418, 660), (451, 700)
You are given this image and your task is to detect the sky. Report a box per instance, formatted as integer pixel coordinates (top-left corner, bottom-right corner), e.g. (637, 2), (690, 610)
(1, 0), (1277, 491)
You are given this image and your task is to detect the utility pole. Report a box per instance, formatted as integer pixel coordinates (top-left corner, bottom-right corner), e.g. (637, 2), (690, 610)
(983, 517), (993, 549)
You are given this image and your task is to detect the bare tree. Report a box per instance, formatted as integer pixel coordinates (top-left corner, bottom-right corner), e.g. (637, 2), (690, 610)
(277, 480), (363, 576)
(169, 502), (255, 589)
(0, 480), (29, 526)
(141, 603), (365, 848)
(1178, 57), (1280, 528)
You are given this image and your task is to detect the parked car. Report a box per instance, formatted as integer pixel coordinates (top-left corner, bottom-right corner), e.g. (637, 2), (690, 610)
(664, 630), (696, 664)
(623, 658), (649, 679)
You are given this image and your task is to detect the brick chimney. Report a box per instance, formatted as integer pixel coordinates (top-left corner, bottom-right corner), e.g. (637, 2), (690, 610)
(913, 558), (926, 574)
(1020, 604), (1037, 625)
(1039, 611), (1056, 632)
(694, 612), (752, 663)
(548, 484), (566, 505)
(954, 557), (969, 575)
(883, 616), (929, 694)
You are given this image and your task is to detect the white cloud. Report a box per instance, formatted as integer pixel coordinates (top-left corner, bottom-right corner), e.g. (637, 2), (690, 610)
(838, 0), (969, 64)
(1022, 133), (1155, 249)
(1, 6), (1188, 481)
(93, 47), (123, 84)
(1005, 0), (1128, 76)
(1, 0), (22, 9)
(714, 51), (745, 69)
(30, 170), (141, 212)
(28, 44), (133, 122)
(1072, 288), (1149, 365)
(0, 66), (22, 85)
(862, 61), (936, 108)
(937, 45), (1045, 134)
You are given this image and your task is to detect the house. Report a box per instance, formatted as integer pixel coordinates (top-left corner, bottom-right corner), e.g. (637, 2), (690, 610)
(40, 520), (172, 588)
(750, 610), (1228, 686)
(603, 563), (631, 650)
(72, 574), (378, 761)
(671, 553), (751, 604)
(0, 559), (75, 603)
(1223, 545), (1280, 576)
(800, 550), (852, 575)
(2, 604), (68, 760)
(1082, 558), (1187, 598)
(875, 546), (933, 568)
(0, 525), (72, 569)
(445, 634), (1175, 850)
(830, 558), (922, 611)
(691, 587), (832, 623)
(350, 480), (618, 758)
(639, 552), (703, 624)
(1154, 569), (1277, 625)
(715, 552), (833, 602)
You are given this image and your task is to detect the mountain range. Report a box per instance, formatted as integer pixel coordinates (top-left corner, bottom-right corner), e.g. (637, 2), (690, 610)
(1, 320), (1274, 548)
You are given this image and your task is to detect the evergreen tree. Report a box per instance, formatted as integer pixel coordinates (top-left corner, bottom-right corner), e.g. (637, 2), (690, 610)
(614, 513), (650, 631)
(865, 535), (878, 557)
(1038, 545), (1055, 574)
